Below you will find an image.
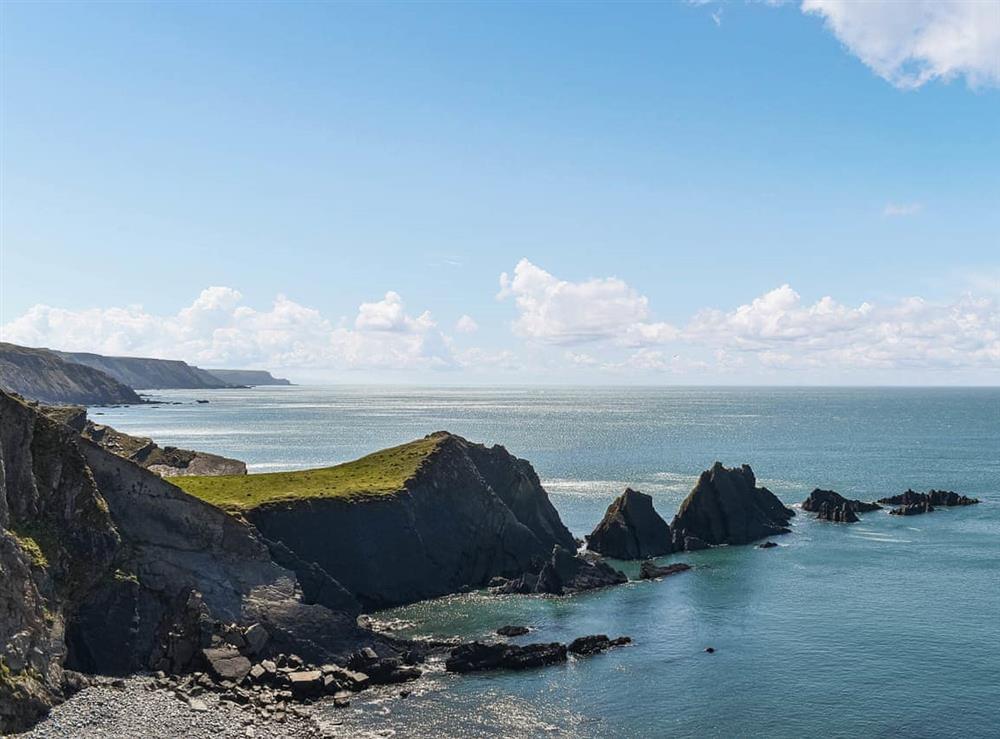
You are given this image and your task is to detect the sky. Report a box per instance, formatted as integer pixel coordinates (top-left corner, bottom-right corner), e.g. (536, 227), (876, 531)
(1, 0), (998, 384)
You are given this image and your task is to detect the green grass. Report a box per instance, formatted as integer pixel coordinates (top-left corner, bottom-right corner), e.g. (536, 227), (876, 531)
(173, 434), (444, 510)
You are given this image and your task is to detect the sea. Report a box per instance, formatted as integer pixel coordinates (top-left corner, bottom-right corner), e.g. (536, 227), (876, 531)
(95, 386), (1000, 738)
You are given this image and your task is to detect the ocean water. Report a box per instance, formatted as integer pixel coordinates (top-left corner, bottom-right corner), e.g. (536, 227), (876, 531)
(97, 386), (1000, 738)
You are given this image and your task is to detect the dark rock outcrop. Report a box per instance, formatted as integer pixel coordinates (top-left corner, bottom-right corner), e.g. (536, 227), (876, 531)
(497, 625), (529, 637)
(638, 561), (692, 580)
(802, 488), (880, 523)
(669, 463), (794, 550)
(0, 343), (141, 405)
(567, 635), (631, 655)
(0, 390), (390, 733)
(586, 488), (672, 559)
(445, 642), (567, 673)
(246, 433), (576, 609)
(495, 546), (627, 595)
(40, 405), (247, 477)
(878, 489), (979, 508)
(889, 503), (934, 516)
(758, 541), (779, 549)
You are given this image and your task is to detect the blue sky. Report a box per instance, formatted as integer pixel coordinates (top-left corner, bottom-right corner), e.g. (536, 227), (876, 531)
(2, 1), (998, 384)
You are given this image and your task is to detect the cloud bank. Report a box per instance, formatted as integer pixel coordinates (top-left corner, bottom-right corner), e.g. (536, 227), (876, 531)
(801, 0), (1000, 89)
(3, 265), (997, 381)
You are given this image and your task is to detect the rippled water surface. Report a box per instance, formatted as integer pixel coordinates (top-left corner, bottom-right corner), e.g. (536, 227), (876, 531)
(99, 386), (1000, 738)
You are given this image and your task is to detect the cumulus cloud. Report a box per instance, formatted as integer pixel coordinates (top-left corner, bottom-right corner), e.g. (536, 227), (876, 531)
(801, 0), (1000, 89)
(1, 287), (459, 371)
(455, 315), (479, 333)
(498, 261), (1000, 375)
(497, 258), (675, 345)
(883, 202), (923, 217)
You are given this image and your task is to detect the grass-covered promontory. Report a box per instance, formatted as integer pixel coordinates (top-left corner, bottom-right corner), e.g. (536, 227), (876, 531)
(173, 434), (444, 510)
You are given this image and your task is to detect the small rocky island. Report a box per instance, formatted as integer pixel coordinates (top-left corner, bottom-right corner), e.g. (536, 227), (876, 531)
(586, 487), (673, 559)
(878, 489), (980, 516)
(801, 488), (882, 523)
(669, 463), (795, 551)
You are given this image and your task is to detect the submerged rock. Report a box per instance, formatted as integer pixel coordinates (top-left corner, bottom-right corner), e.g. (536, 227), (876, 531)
(758, 541), (779, 549)
(586, 488), (672, 559)
(638, 561), (692, 580)
(669, 463), (795, 550)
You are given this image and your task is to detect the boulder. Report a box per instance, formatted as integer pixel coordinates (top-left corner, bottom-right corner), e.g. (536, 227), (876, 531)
(758, 541), (779, 549)
(287, 670), (324, 698)
(638, 561), (692, 580)
(242, 623), (269, 656)
(202, 647), (252, 683)
(669, 463), (795, 550)
(586, 488), (672, 559)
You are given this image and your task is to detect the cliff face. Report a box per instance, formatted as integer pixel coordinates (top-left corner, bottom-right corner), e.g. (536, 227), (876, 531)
(203, 369), (291, 386)
(670, 463), (795, 550)
(244, 433), (575, 609)
(53, 352), (232, 390)
(0, 343), (141, 405)
(0, 391), (375, 733)
(586, 488), (672, 559)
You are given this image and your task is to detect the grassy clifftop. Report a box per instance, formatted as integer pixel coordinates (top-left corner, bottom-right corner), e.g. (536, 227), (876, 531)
(173, 434), (444, 510)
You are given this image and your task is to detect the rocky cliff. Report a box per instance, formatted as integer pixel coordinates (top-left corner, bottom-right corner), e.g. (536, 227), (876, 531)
(669, 463), (795, 550)
(202, 370), (292, 386)
(0, 390), (382, 733)
(177, 432), (576, 609)
(586, 488), (672, 559)
(0, 343), (141, 405)
(53, 351), (233, 390)
(39, 405), (246, 477)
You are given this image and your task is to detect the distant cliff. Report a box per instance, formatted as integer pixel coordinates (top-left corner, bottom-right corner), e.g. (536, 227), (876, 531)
(203, 369), (292, 386)
(0, 343), (141, 405)
(53, 351), (233, 390)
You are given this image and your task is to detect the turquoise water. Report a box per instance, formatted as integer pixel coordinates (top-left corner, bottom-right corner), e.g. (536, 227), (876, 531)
(98, 387), (1000, 738)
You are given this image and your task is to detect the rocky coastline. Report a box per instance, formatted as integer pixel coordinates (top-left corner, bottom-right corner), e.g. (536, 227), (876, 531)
(1, 385), (983, 736)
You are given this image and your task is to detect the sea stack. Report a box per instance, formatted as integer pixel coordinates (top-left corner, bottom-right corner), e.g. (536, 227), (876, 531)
(669, 463), (795, 550)
(586, 488), (672, 559)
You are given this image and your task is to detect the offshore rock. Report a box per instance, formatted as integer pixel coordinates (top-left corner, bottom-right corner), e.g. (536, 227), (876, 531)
(567, 635), (631, 656)
(878, 489), (979, 508)
(445, 641), (567, 674)
(802, 489), (880, 523)
(586, 488), (672, 559)
(638, 561), (692, 580)
(669, 463), (795, 550)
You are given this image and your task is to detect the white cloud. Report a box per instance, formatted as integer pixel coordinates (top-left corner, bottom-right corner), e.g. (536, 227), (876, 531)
(498, 262), (1000, 376)
(883, 202), (923, 217)
(801, 0), (1000, 89)
(497, 258), (675, 345)
(455, 315), (479, 333)
(1, 287), (458, 371)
